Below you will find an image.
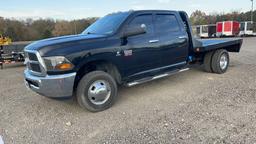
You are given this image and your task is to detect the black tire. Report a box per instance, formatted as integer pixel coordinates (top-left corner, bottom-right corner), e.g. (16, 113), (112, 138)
(203, 51), (215, 73)
(211, 49), (229, 74)
(76, 71), (118, 112)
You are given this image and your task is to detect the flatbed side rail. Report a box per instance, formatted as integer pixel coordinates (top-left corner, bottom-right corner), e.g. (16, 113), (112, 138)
(197, 39), (243, 53)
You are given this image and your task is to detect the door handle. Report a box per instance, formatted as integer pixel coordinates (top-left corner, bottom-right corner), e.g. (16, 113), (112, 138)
(178, 36), (187, 39)
(149, 40), (159, 43)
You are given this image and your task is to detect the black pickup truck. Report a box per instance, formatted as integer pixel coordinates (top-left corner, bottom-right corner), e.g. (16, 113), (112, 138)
(24, 10), (242, 112)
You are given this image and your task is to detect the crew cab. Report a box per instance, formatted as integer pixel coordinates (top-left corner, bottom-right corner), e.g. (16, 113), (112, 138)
(24, 10), (243, 112)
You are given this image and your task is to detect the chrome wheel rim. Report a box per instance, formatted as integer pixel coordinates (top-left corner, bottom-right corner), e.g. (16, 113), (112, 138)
(220, 53), (228, 70)
(88, 80), (111, 105)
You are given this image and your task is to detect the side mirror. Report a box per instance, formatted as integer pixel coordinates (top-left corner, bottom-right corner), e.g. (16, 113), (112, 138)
(122, 24), (147, 38)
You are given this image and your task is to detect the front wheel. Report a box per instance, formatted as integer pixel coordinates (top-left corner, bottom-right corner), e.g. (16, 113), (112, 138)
(211, 49), (230, 74)
(76, 71), (118, 112)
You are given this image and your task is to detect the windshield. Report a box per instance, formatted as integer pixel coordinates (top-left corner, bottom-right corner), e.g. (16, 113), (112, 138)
(82, 12), (130, 35)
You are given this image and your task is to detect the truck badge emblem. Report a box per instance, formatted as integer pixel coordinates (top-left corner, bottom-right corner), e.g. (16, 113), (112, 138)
(116, 51), (121, 56)
(124, 50), (133, 56)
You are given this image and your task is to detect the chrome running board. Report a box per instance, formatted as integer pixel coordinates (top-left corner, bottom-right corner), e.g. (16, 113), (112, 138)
(126, 68), (190, 87)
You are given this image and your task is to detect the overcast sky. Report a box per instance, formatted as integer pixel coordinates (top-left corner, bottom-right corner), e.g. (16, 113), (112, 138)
(0, 0), (253, 20)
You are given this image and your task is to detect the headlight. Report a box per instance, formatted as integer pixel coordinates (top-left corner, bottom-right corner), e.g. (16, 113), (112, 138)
(43, 56), (74, 71)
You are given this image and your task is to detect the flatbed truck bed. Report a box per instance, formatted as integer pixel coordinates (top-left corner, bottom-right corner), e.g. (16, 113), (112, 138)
(196, 38), (243, 52)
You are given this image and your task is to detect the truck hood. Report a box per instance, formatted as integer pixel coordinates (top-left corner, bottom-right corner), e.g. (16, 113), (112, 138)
(25, 34), (107, 52)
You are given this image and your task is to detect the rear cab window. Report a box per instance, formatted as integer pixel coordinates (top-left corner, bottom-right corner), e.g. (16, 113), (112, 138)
(154, 14), (181, 34)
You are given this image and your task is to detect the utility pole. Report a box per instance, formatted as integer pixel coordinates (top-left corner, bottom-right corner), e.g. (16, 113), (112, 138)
(252, 0), (254, 22)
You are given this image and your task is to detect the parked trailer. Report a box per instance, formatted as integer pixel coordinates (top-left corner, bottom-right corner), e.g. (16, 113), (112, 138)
(193, 24), (216, 38)
(0, 41), (32, 69)
(216, 21), (240, 37)
(239, 21), (255, 36)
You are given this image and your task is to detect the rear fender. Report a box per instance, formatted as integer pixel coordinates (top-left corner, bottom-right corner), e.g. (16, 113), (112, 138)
(223, 43), (242, 52)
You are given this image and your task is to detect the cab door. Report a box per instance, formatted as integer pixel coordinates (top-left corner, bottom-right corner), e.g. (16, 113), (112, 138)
(120, 13), (162, 79)
(154, 13), (189, 68)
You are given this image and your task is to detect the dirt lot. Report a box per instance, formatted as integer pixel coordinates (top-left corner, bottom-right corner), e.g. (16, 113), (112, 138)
(0, 37), (256, 144)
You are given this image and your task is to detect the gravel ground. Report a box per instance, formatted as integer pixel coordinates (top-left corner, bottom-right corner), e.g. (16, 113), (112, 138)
(0, 37), (256, 144)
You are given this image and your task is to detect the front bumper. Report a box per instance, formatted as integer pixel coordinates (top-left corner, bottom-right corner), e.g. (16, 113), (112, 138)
(24, 69), (76, 98)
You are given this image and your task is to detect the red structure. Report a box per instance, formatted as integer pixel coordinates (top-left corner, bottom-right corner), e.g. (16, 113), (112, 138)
(216, 21), (240, 37)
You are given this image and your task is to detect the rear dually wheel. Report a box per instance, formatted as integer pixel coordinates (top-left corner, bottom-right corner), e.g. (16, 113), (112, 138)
(211, 49), (230, 74)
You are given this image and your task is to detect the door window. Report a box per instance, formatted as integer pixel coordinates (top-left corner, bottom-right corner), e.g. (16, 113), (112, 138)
(128, 14), (154, 36)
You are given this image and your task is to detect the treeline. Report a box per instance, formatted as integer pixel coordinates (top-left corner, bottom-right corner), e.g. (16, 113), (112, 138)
(0, 17), (98, 41)
(190, 10), (256, 25)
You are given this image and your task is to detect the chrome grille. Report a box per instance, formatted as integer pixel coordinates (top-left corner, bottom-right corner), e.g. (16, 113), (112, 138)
(28, 53), (38, 61)
(29, 63), (41, 73)
(25, 50), (45, 76)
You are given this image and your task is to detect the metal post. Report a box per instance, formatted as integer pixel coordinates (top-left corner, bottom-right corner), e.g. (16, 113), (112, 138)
(252, 0), (254, 22)
(0, 45), (3, 69)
